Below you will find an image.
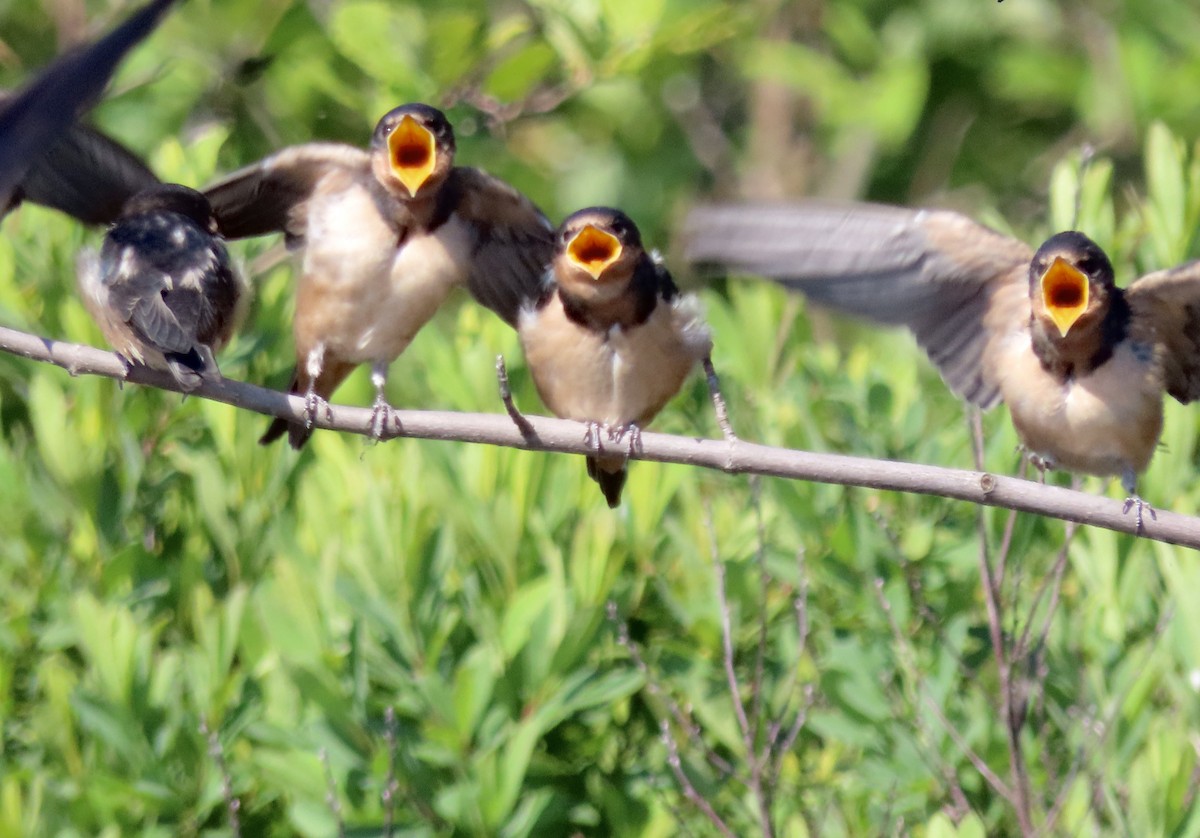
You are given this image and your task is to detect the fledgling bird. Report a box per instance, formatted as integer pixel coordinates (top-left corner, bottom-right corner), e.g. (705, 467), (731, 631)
(204, 102), (554, 449)
(520, 207), (713, 507)
(0, 0), (175, 213)
(684, 202), (1200, 527)
(79, 184), (244, 389)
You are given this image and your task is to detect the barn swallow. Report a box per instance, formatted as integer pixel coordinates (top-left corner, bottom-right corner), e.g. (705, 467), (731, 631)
(204, 102), (554, 449)
(520, 207), (713, 507)
(684, 203), (1200, 527)
(0, 0), (176, 212)
(78, 183), (244, 389)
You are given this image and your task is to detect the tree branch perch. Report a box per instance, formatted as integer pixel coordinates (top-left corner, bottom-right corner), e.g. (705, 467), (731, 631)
(2, 324), (1199, 550)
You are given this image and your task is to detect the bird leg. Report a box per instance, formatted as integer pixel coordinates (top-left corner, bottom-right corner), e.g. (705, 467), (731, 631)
(1021, 447), (1056, 484)
(368, 362), (398, 440)
(702, 355), (736, 442)
(495, 354), (535, 438)
(1119, 468), (1156, 534)
(303, 346), (332, 430)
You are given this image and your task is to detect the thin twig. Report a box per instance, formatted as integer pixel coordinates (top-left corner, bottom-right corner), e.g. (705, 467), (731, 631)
(319, 748), (346, 838)
(705, 503), (754, 758)
(382, 706), (399, 838)
(3, 326), (1200, 547)
(1040, 606), (1175, 836)
(662, 720), (738, 838)
(969, 411), (1034, 835)
(607, 602), (743, 782)
(703, 355), (737, 442)
(199, 716), (241, 838)
(749, 478), (770, 747)
(495, 354), (535, 439)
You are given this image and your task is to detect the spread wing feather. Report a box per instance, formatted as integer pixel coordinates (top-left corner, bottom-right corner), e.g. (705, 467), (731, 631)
(683, 202), (1033, 408)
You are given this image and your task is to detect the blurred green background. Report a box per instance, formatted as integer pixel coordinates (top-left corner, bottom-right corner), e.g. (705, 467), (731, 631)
(1, 0), (1200, 835)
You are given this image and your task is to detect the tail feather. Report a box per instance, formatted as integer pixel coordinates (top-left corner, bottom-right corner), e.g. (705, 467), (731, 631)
(259, 358), (355, 450)
(586, 455), (628, 508)
(259, 370), (313, 450)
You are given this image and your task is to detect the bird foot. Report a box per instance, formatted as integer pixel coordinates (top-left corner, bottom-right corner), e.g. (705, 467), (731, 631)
(1023, 450), (1056, 483)
(303, 390), (331, 430)
(583, 421), (605, 452)
(609, 423), (643, 457)
(1121, 496), (1157, 533)
(368, 393), (398, 440)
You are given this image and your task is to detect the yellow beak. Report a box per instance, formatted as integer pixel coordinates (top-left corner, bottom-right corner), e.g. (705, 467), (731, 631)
(1040, 257), (1090, 337)
(566, 225), (623, 280)
(387, 115), (437, 197)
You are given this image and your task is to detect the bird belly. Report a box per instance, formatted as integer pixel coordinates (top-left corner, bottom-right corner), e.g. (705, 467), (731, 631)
(520, 304), (620, 423)
(519, 295), (710, 427)
(1000, 337), (1162, 478)
(296, 190), (468, 365)
(607, 295), (712, 426)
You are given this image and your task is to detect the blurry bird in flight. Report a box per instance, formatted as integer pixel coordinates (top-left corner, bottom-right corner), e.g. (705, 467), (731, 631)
(204, 103), (554, 449)
(0, 0), (174, 221)
(685, 202), (1200, 529)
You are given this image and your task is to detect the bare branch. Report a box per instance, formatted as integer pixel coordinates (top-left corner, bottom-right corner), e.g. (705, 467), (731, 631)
(4, 325), (1200, 549)
(662, 720), (738, 838)
(199, 716), (241, 838)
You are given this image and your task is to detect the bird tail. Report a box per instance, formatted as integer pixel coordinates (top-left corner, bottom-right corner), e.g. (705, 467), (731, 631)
(586, 455), (628, 509)
(260, 359), (354, 450)
(260, 370), (314, 450)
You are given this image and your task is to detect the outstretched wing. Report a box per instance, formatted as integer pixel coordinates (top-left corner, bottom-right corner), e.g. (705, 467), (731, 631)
(0, 0), (175, 208)
(204, 143), (370, 241)
(683, 202), (1034, 408)
(1126, 260), (1200, 404)
(12, 123), (160, 224)
(443, 166), (555, 327)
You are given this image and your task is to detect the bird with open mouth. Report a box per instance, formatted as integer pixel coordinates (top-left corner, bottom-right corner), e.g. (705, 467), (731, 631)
(203, 102), (554, 449)
(520, 207), (713, 507)
(684, 202), (1200, 530)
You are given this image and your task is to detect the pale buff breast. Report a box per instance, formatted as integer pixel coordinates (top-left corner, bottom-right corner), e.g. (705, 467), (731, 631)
(519, 294), (711, 427)
(296, 179), (471, 364)
(994, 332), (1163, 477)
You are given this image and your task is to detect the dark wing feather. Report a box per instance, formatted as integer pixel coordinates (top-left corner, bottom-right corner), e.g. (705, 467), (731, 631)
(444, 167), (555, 327)
(682, 202), (1033, 408)
(14, 123), (159, 224)
(1126, 260), (1200, 404)
(204, 143), (370, 240)
(0, 0), (175, 208)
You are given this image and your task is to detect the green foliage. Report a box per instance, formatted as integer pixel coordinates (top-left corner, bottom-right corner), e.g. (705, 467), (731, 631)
(0, 0), (1199, 835)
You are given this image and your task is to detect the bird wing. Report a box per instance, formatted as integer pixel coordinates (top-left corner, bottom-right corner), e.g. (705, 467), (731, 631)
(445, 166), (556, 327)
(12, 123), (160, 224)
(203, 143), (371, 241)
(682, 202), (1034, 408)
(1126, 260), (1200, 404)
(0, 0), (175, 208)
